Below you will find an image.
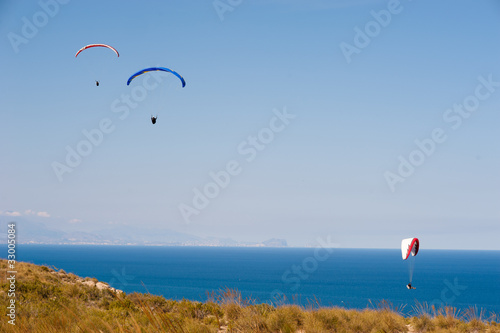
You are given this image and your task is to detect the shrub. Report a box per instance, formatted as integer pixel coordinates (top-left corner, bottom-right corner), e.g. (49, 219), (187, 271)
(411, 314), (434, 332)
(267, 305), (304, 333)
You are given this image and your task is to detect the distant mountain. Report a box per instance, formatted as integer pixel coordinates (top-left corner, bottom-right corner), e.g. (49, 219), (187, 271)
(0, 219), (202, 245)
(0, 218), (287, 247)
(0, 217), (67, 244)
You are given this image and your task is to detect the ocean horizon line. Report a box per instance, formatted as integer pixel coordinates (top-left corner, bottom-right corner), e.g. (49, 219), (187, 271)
(2, 243), (499, 252)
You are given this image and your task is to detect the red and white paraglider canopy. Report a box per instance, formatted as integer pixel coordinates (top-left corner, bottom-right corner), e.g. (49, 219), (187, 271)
(401, 238), (419, 260)
(75, 44), (119, 58)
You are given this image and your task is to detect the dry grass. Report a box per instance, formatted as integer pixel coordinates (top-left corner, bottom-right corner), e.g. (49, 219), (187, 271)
(1, 259), (498, 332)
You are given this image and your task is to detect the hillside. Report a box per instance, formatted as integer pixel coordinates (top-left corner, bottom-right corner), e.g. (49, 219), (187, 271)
(0, 259), (498, 332)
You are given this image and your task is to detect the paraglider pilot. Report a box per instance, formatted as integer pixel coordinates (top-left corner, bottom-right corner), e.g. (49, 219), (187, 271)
(95, 80), (100, 86)
(151, 116), (157, 124)
(407, 283), (416, 290)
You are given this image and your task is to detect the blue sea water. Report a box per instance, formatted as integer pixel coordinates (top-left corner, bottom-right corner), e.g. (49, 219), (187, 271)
(3, 245), (499, 316)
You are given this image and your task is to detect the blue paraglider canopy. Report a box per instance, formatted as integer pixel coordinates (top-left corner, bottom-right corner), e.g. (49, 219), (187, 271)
(127, 67), (186, 87)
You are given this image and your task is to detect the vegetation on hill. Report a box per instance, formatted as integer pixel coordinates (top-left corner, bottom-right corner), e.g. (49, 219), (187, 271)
(1, 259), (498, 332)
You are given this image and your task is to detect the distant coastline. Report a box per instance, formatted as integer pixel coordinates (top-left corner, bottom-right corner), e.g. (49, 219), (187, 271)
(1, 238), (289, 247)
(0, 218), (290, 247)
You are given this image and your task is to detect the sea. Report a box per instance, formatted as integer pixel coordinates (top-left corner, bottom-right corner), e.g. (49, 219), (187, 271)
(3, 245), (499, 317)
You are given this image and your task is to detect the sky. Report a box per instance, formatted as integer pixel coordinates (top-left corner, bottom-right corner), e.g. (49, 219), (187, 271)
(1, 0), (499, 249)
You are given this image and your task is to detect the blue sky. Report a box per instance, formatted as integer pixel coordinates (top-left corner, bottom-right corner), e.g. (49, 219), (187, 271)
(1, 0), (499, 249)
